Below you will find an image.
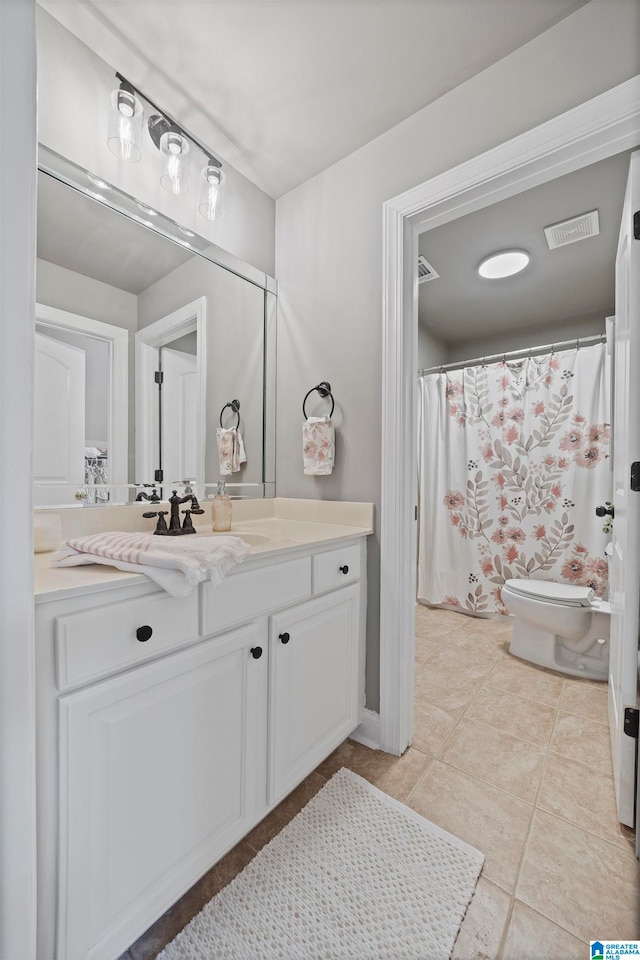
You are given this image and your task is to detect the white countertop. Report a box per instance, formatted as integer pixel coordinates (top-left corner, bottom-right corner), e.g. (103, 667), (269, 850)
(34, 507), (374, 603)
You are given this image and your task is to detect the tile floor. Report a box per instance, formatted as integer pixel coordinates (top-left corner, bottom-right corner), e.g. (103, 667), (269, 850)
(119, 605), (639, 959)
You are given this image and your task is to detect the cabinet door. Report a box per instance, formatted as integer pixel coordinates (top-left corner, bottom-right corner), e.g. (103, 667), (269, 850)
(58, 624), (267, 960)
(268, 585), (360, 806)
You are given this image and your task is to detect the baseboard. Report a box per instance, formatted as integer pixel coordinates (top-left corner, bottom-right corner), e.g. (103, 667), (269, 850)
(350, 708), (380, 750)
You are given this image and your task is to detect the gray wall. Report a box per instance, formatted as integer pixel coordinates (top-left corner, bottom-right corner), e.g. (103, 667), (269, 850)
(36, 8), (276, 278)
(418, 325), (448, 371)
(274, 0), (640, 711)
(137, 257), (266, 489)
(446, 312), (607, 365)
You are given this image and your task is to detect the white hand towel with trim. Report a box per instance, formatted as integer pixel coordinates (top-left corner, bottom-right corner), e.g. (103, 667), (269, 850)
(52, 531), (250, 597)
(216, 427), (247, 475)
(303, 417), (335, 475)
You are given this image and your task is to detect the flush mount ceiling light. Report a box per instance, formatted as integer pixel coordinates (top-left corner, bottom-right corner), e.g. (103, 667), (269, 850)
(478, 249), (530, 279)
(107, 72), (225, 220)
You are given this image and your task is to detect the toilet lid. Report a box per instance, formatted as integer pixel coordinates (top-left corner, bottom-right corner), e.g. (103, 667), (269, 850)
(504, 578), (594, 607)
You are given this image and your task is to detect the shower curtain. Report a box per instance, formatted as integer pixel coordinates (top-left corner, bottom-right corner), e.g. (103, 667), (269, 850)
(417, 344), (611, 616)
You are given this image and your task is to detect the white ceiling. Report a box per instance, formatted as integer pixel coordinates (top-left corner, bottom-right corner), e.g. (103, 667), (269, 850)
(418, 149), (633, 344)
(37, 0), (587, 198)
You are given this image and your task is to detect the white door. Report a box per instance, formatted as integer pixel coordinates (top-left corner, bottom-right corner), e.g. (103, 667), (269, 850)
(58, 624), (267, 960)
(161, 346), (198, 491)
(609, 149), (640, 830)
(33, 332), (85, 506)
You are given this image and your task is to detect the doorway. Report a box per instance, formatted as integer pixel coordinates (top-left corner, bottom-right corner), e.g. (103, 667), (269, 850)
(378, 76), (640, 759)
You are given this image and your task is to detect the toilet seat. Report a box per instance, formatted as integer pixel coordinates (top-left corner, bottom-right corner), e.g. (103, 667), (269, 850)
(504, 578), (594, 607)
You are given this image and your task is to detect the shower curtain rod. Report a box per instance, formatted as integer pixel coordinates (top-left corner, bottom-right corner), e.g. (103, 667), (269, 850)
(418, 333), (607, 378)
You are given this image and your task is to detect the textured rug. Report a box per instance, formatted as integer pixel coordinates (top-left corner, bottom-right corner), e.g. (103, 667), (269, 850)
(158, 768), (484, 960)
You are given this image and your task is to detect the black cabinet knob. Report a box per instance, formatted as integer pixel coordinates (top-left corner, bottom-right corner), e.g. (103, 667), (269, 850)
(595, 504), (614, 518)
(250, 646), (263, 659)
(339, 565), (349, 574)
(279, 632), (290, 644)
(136, 625), (153, 643)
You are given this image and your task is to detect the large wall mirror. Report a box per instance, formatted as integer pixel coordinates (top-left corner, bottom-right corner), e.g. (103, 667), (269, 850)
(34, 148), (276, 507)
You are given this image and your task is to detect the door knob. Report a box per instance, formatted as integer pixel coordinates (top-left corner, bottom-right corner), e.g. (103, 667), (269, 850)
(250, 646), (263, 659)
(279, 632), (290, 644)
(595, 504), (614, 518)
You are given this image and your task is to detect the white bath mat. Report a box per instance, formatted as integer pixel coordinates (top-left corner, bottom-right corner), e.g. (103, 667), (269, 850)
(157, 768), (484, 960)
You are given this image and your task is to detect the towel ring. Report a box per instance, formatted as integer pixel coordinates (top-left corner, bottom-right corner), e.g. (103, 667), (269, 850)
(220, 399), (240, 428)
(302, 381), (335, 420)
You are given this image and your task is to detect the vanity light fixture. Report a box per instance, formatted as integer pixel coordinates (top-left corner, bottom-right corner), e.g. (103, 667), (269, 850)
(478, 249), (530, 279)
(107, 79), (144, 163)
(108, 72), (225, 219)
(198, 162), (226, 221)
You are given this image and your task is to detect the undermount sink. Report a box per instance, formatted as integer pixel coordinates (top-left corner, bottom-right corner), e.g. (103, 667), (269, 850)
(209, 530), (270, 546)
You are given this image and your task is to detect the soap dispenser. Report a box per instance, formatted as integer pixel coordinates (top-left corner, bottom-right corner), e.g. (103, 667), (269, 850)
(211, 481), (232, 532)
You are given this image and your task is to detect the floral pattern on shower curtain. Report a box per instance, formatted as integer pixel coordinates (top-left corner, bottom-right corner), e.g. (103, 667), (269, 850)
(417, 344), (611, 616)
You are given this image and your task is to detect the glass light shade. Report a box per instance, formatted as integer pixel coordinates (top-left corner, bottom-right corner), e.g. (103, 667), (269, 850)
(159, 130), (190, 195)
(478, 249), (530, 279)
(198, 164), (226, 221)
(107, 88), (143, 163)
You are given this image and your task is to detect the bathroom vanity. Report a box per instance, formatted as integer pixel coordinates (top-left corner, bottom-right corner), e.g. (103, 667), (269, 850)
(34, 501), (372, 960)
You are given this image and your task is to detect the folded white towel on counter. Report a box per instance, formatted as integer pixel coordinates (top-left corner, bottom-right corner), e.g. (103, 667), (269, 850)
(303, 417), (335, 475)
(52, 531), (251, 597)
(216, 427), (247, 475)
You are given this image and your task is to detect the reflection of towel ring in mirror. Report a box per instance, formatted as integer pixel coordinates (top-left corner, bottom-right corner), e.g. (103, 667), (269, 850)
(220, 399), (240, 428)
(302, 381), (335, 420)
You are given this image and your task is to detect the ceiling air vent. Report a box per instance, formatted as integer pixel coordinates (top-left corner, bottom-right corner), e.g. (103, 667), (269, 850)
(417, 255), (439, 284)
(544, 210), (600, 250)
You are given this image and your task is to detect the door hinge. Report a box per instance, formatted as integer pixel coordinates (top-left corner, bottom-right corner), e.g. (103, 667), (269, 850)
(624, 707), (639, 739)
(631, 461), (640, 492)
(634, 210), (640, 240)
(154, 469), (163, 482)
(154, 370), (164, 385)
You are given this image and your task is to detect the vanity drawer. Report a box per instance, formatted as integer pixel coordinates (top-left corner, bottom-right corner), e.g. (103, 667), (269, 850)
(313, 543), (361, 594)
(55, 592), (199, 690)
(202, 557), (311, 635)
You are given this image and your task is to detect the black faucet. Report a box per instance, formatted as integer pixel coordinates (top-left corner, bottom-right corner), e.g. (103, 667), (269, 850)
(143, 490), (204, 535)
(136, 485), (161, 502)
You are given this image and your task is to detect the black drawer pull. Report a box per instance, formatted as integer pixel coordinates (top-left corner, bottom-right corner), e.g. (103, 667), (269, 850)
(339, 565), (349, 575)
(250, 646), (263, 659)
(136, 625), (153, 643)
(279, 632), (290, 644)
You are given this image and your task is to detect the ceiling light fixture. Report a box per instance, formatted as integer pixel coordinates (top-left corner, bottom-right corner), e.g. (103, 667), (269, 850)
(478, 249), (530, 279)
(108, 72), (225, 220)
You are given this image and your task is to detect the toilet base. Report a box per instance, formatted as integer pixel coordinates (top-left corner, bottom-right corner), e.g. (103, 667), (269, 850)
(509, 618), (609, 681)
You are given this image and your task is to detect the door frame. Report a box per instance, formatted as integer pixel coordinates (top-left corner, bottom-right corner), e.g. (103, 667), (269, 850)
(35, 303), (129, 495)
(380, 75), (640, 756)
(135, 297), (207, 489)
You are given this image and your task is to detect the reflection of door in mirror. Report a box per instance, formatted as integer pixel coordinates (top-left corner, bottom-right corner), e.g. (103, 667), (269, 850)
(161, 341), (198, 491)
(33, 332), (85, 506)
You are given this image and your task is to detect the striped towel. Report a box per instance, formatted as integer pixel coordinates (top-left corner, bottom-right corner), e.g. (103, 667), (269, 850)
(52, 531), (251, 597)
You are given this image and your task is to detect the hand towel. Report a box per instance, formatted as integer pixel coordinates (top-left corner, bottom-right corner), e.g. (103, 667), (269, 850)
(52, 531), (251, 597)
(217, 427), (247, 475)
(303, 417), (335, 475)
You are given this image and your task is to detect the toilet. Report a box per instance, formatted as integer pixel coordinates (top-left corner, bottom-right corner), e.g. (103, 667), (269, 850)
(501, 578), (610, 681)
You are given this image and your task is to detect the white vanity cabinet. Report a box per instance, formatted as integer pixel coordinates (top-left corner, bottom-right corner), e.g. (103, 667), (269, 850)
(268, 585), (360, 805)
(35, 535), (367, 960)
